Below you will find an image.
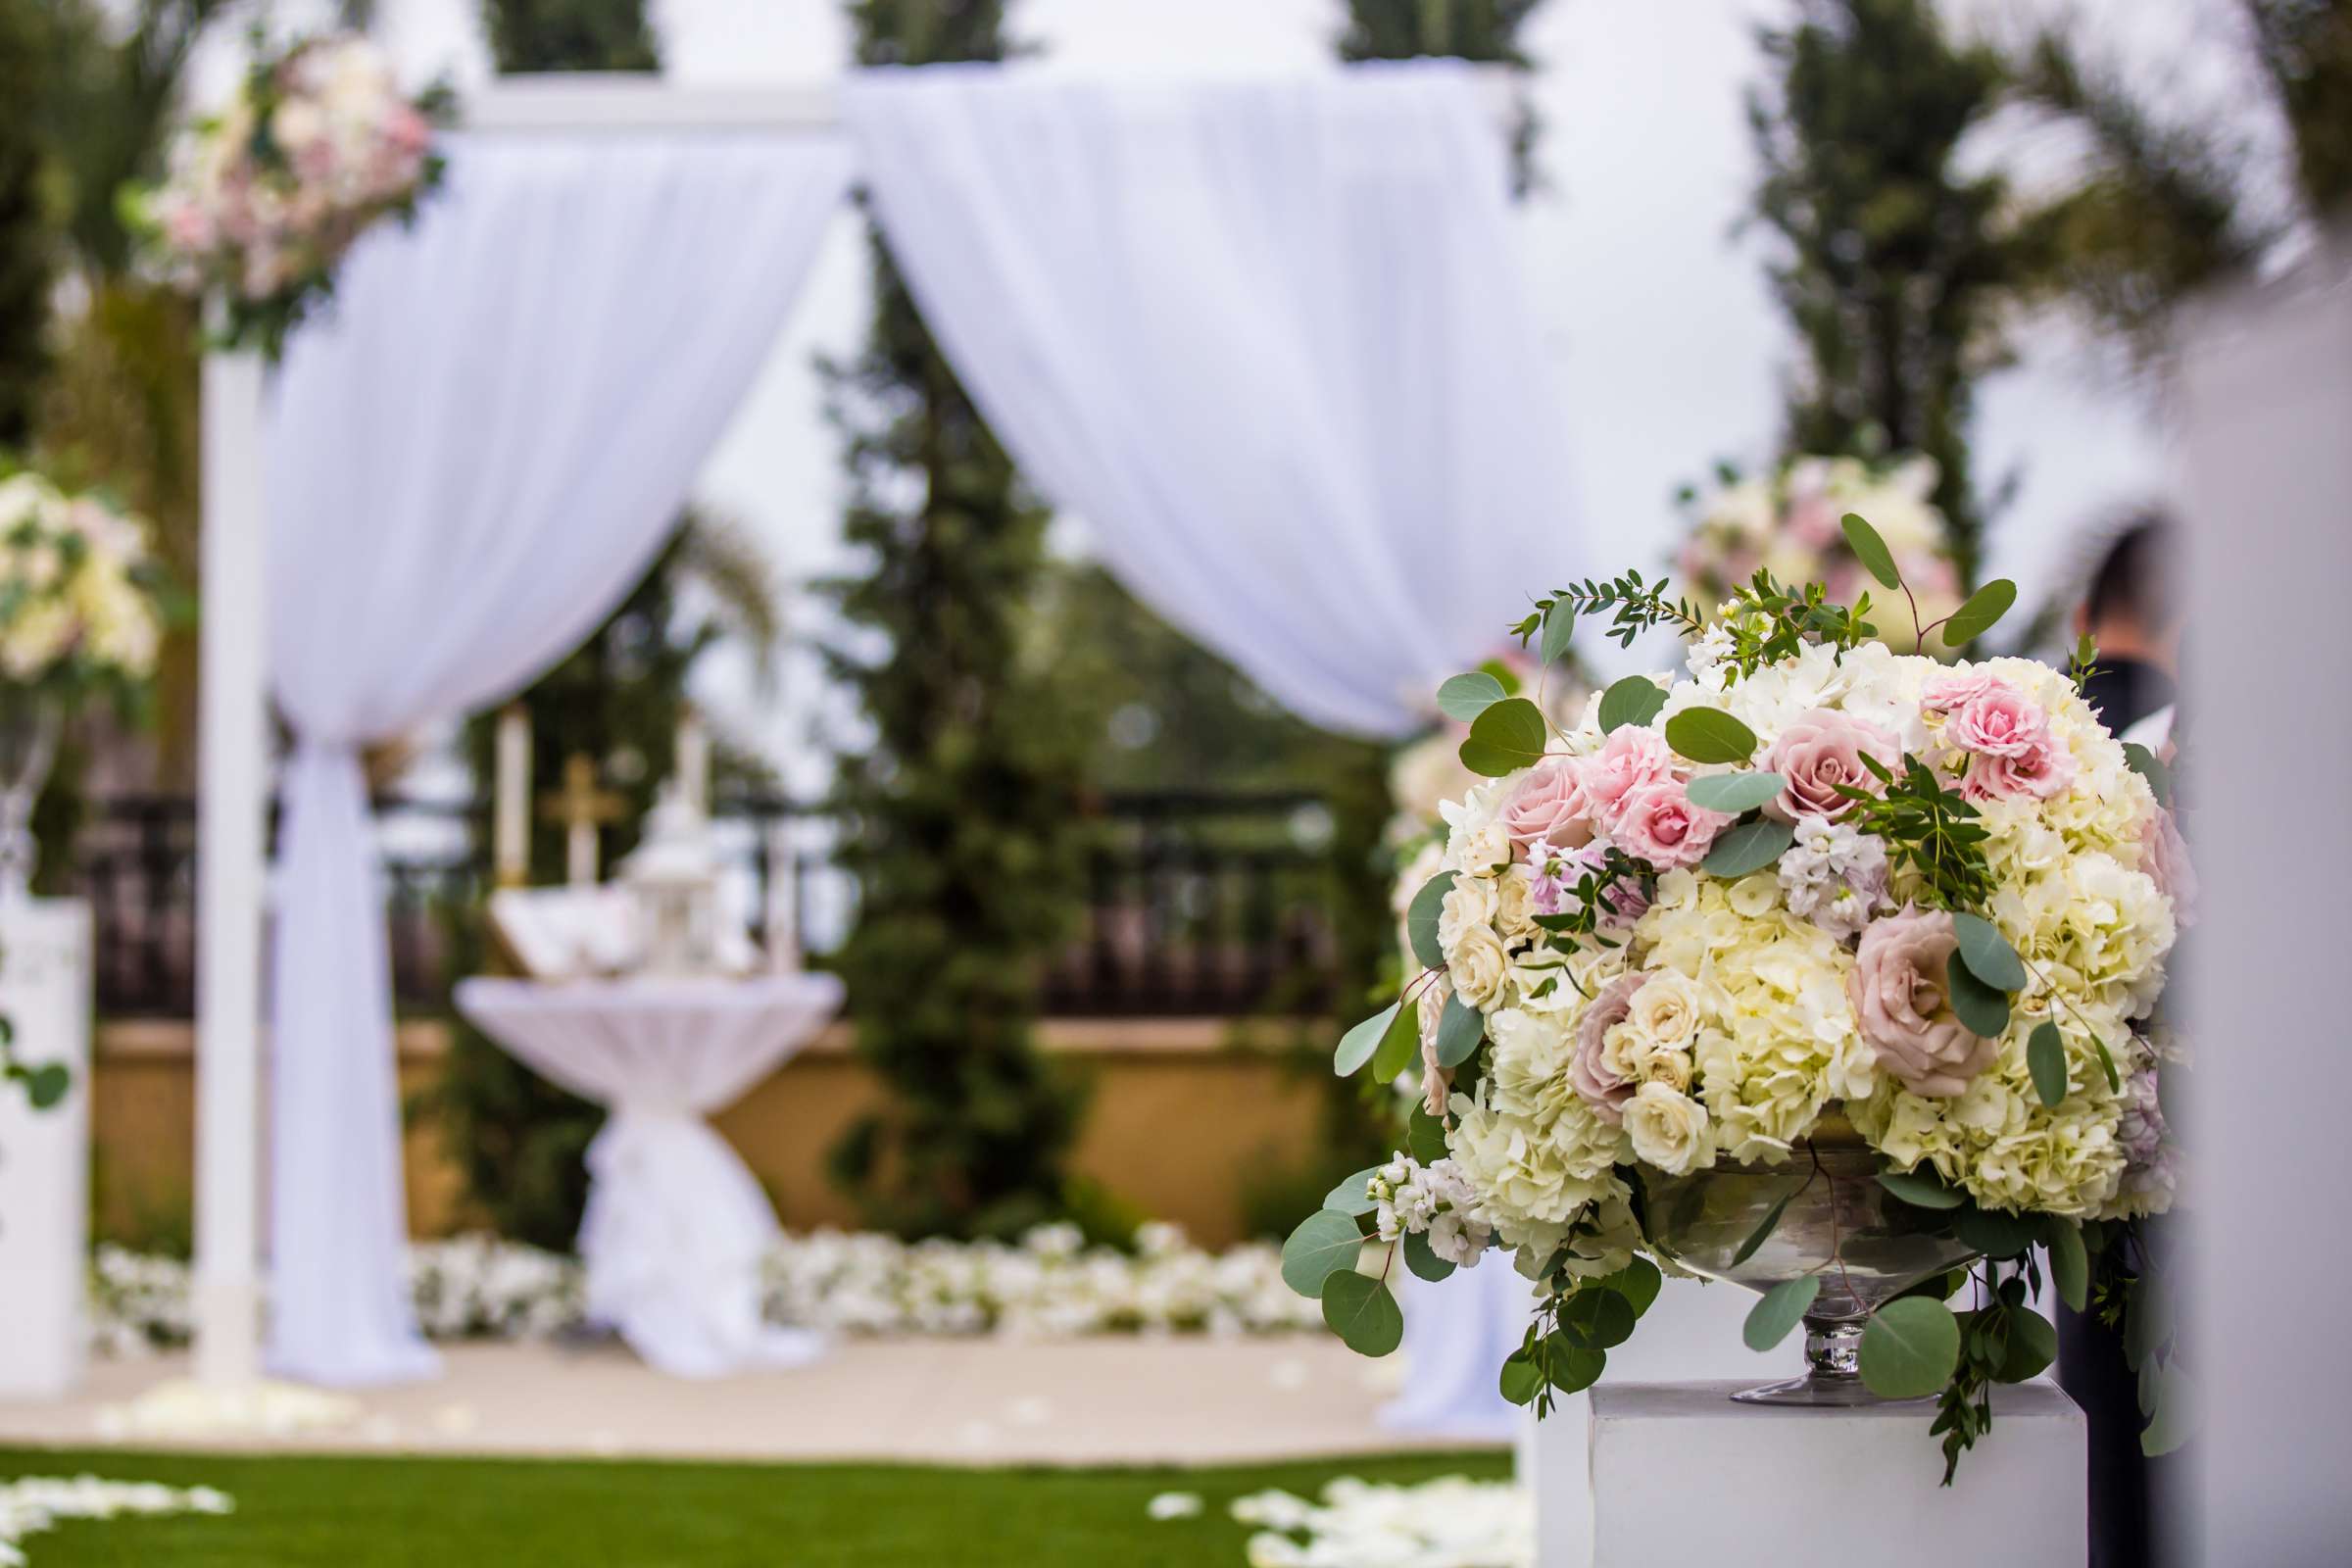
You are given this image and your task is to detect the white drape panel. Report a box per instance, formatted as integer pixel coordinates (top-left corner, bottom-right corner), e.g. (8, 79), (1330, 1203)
(842, 62), (1578, 739)
(264, 133), (853, 1386)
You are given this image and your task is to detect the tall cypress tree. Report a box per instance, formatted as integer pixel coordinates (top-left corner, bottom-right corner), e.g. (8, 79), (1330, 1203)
(481, 0), (658, 72)
(822, 0), (1085, 1241)
(1749, 0), (2025, 588)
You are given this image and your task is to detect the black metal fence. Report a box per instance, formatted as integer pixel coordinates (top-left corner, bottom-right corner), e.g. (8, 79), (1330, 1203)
(67, 790), (1343, 1020)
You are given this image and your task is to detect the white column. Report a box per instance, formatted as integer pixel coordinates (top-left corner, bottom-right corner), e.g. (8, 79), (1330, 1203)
(194, 349), (268, 1387)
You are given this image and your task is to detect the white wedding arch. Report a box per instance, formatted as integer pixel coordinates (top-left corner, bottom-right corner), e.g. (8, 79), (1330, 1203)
(191, 63), (1584, 1388)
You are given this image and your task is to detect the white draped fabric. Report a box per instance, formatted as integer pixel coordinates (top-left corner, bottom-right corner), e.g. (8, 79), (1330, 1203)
(264, 134), (853, 1386)
(454, 976), (844, 1378)
(841, 62), (1578, 740)
(1380, 1260), (1534, 1443)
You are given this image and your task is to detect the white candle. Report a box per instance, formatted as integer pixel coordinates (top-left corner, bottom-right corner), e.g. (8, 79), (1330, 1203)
(677, 710), (710, 819)
(493, 705), (530, 887)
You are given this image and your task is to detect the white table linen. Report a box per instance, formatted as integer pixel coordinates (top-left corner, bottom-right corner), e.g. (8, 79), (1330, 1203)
(454, 974), (844, 1378)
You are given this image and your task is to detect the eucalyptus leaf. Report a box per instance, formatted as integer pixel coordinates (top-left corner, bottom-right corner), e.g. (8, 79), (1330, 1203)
(24, 1061), (69, 1110)
(1597, 675), (1667, 735)
(2090, 1032), (2122, 1093)
(1743, 1274), (1820, 1351)
(1407, 1105), (1449, 1166)
(1951, 910), (2027, 993)
(1540, 603), (1577, 665)
(1940, 579), (2018, 648)
(1841, 513), (1902, 590)
(2027, 1020), (2069, 1108)
(1499, 1350), (1544, 1406)
(1997, 1306), (2058, 1383)
(1371, 999), (1423, 1084)
(2123, 742), (2174, 808)
(1701, 817), (1795, 879)
(1280, 1209), (1367, 1298)
(1435, 992), (1484, 1069)
(1459, 697), (1549, 778)
(1405, 873), (1457, 971)
(1730, 1185), (1800, 1267)
(1403, 1232), (1456, 1283)
(1857, 1297), (1962, 1398)
(1323, 1168), (1380, 1218)
(1588, 1256), (1663, 1317)
(1877, 1168), (1965, 1210)
(1955, 1204), (2041, 1260)
(1663, 707), (1759, 765)
(1436, 671), (1508, 723)
(1945, 958), (2011, 1039)
(1686, 771), (1787, 815)
(2140, 1362), (2196, 1456)
(1543, 1342), (1606, 1395)
(1335, 1001), (1403, 1077)
(1321, 1269), (1403, 1356)
(1555, 1288), (1637, 1350)
(2047, 1218), (2090, 1312)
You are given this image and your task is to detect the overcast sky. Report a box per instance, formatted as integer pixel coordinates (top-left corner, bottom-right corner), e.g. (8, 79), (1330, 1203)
(197, 0), (2269, 784)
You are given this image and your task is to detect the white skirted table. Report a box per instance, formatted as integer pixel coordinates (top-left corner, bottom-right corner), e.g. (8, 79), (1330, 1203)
(454, 974), (843, 1378)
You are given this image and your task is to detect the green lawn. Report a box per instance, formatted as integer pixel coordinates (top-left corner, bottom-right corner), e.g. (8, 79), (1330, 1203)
(0, 1447), (1510, 1566)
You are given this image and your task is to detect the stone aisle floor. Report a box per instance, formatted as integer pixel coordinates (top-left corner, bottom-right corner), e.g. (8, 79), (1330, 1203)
(0, 1338), (1501, 1467)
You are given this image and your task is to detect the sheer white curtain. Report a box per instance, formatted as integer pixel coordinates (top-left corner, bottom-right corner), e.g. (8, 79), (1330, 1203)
(264, 133), (853, 1385)
(842, 62), (1578, 740)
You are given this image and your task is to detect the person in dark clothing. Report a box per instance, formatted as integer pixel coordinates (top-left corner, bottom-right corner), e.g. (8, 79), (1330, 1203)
(2074, 516), (2180, 736)
(2061, 513), (2184, 1568)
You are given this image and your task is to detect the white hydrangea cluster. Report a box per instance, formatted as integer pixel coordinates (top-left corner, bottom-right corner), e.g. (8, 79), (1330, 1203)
(0, 474), (164, 688)
(1417, 634), (2181, 1253)
(1365, 1156), (1493, 1266)
(91, 1225), (1330, 1355)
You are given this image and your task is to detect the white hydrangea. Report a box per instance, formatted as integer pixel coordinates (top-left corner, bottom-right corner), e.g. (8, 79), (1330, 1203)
(1365, 1156), (1494, 1267)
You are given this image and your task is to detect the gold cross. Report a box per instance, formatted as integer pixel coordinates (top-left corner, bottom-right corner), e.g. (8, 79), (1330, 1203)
(539, 754), (626, 886)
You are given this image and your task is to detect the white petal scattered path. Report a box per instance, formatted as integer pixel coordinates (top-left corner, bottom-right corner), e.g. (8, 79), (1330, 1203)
(0, 1476), (231, 1566)
(1229, 1477), (1531, 1568)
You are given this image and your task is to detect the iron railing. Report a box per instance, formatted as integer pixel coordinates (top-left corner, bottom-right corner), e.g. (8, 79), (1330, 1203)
(66, 789), (1343, 1019)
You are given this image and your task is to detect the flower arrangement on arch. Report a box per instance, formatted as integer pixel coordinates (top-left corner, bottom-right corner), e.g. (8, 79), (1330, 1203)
(1288, 522), (2188, 1481)
(0, 469), (168, 710)
(131, 31), (451, 359)
(1677, 455), (1962, 652)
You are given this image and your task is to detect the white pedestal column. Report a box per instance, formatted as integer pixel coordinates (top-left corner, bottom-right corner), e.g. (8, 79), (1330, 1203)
(1528, 1276), (1778, 1565)
(1588, 1382), (2084, 1567)
(0, 899), (91, 1397)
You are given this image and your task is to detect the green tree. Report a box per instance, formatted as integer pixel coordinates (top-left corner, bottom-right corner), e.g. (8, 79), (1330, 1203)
(1339, 0), (1546, 191)
(1748, 0), (2031, 588)
(0, 0), (55, 450)
(482, 0), (659, 72)
(821, 0), (1088, 1241)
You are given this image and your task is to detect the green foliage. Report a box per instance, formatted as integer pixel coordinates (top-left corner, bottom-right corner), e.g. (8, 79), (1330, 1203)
(1742, 1273), (1819, 1350)
(1749, 0), (2030, 586)
(1837, 752), (1995, 910)
(1698, 816), (1793, 878)
(2026, 1020), (2068, 1107)
(1595, 675), (1665, 734)
(0, 0), (56, 450)
(1840, 512), (1901, 589)
(1456, 696), (1548, 777)
(821, 0), (1085, 1241)
(1876, 1167), (1963, 1210)
(1435, 670), (1506, 722)
(1280, 1207), (1367, 1298)
(1512, 569), (1705, 654)
(482, 0), (660, 72)
(1404, 871), (1455, 970)
(2246, 0), (2352, 215)
(1685, 770), (1785, 814)
(1939, 578), (2017, 648)
(1433, 992), (1483, 1068)
(1321, 1268), (1404, 1355)
(1713, 569), (1883, 675)
(1662, 707), (1757, 766)
(1858, 1295), (1961, 1397)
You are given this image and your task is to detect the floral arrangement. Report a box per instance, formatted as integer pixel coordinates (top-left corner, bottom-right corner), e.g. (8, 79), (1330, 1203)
(1285, 523), (2188, 1479)
(90, 1224), (1321, 1356)
(0, 471), (167, 710)
(1677, 456), (1961, 649)
(133, 32), (449, 358)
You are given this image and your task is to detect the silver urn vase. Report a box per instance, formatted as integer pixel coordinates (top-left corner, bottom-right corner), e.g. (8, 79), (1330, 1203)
(1643, 1123), (1979, 1405)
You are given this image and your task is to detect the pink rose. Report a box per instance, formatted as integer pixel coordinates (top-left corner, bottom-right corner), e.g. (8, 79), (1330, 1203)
(1922, 668), (2003, 712)
(1500, 758), (1593, 858)
(1607, 780), (1731, 870)
(1758, 709), (1898, 821)
(1572, 973), (1645, 1124)
(1581, 725), (1677, 820)
(2139, 807), (2197, 930)
(1847, 908), (1995, 1098)
(1960, 740), (2076, 803)
(1943, 682), (2050, 759)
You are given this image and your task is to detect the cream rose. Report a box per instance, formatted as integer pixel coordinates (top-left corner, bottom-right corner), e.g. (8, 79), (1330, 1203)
(1847, 907), (1995, 1097)
(1438, 877), (1499, 951)
(1624, 967), (1700, 1048)
(1623, 1083), (1714, 1174)
(1447, 923), (1511, 1010)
